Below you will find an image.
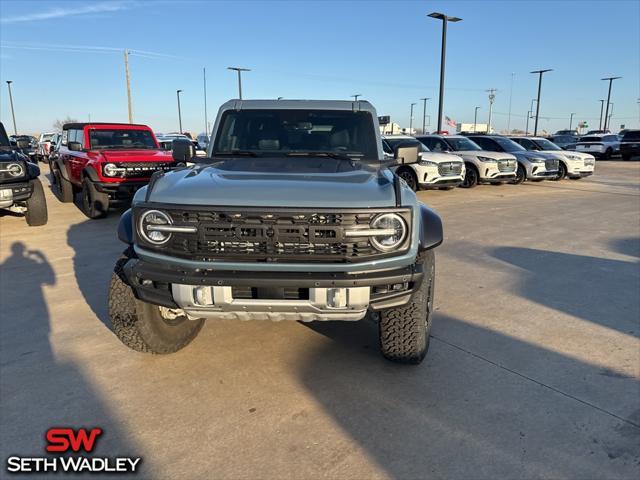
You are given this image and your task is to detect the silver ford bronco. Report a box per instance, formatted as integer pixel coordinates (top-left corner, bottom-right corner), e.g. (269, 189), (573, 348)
(109, 100), (443, 364)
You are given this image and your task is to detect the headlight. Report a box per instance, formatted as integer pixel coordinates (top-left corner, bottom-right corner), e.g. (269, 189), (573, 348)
(103, 163), (121, 177)
(477, 156), (497, 163)
(565, 154), (580, 161)
(529, 157), (545, 163)
(138, 210), (173, 245)
(369, 213), (407, 252)
(419, 160), (438, 167)
(6, 162), (25, 177)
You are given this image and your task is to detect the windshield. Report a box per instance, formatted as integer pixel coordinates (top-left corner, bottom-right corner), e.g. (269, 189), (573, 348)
(213, 109), (379, 159)
(42, 134), (54, 142)
(534, 138), (561, 150)
(88, 129), (157, 149)
(490, 136), (525, 152)
(384, 138), (429, 152)
(447, 137), (482, 151)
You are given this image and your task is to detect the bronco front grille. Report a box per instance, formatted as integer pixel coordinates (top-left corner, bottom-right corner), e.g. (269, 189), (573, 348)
(107, 162), (175, 178)
(437, 162), (463, 176)
(497, 159), (516, 172)
(136, 207), (411, 263)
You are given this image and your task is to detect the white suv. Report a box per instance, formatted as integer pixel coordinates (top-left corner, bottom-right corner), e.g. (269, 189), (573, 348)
(510, 137), (595, 180)
(416, 135), (517, 188)
(575, 134), (620, 159)
(382, 135), (465, 191)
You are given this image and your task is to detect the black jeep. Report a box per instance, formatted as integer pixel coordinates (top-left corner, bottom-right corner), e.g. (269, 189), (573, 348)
(0, 122), (48, 226)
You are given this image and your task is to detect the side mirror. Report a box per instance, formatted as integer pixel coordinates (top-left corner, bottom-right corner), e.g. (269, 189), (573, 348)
(394, 145), (420, 165)
(172, 138), (195, 162)
(16, 139), (30, 149)
(68, 141), (82, 152)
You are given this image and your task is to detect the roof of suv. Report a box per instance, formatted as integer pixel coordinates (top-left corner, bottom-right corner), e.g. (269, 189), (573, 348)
(62, 122), (150, 130)
(218, 99), (377, 114)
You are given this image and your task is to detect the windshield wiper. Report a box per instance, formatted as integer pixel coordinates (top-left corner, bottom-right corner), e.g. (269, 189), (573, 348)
(285, 151), (361, 161)
(215, 150), (260, 157)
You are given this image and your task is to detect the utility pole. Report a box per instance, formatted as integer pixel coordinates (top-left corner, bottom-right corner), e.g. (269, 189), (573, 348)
(227, 67), (251, 100)
(473, 106), (480, 133)
(409, 102), (416, 135)
(351, 94), (361, 101)
(601, 76), (621, 132)
(569, 113), (575, 130)
(599, 99), (605, 130)
(420, 97), (430, 134)
(525, 110), (531, 135)
(203, 67), (208, 135)
(176, 90), (183, 134)
(124, 49), (133, 123)
(530, 68), (553, 136)
(608, 102), (614, 130)
(486, 89), (496, 134)
(507, 72), (515, 133)
(5, 81), (17, 135)
(428, 12), (462, 133)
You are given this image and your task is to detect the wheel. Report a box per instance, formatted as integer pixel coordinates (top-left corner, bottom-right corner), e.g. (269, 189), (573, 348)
(551, 161), (567, 181)
(460, 164), (478, 188)
(51, 165), (74, 203)
(379, 249), (435, 364)
(511, 163), (526, 185)
(108, 257), (204, 353)
(81, 177), (109, 219)
(24, 179), (48, 226)
(603, 148), (612, 160)
(396, 168), (418, 192)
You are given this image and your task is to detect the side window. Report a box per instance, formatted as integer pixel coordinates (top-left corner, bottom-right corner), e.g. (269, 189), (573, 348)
(61, 130), (68, 146)
(382, 140), (393, 154)
(430, 139), (445, 152)
(76, 129), (85, 148)
(520, 139), (533, 149)
(604, 135), (617, 142)
(420, 138), (434, 150)
(68, 130), (77, 144)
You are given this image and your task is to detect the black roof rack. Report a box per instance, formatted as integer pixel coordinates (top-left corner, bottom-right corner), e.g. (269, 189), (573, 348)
(62, 122), (149, 130)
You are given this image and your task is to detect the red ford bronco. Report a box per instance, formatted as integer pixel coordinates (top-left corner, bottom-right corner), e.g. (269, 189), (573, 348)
(50, 123), (178, 218)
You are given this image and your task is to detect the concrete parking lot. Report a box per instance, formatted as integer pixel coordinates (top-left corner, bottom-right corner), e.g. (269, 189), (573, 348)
(1, 162), (639, 479)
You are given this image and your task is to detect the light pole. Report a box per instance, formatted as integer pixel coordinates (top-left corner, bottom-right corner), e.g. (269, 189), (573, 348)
(5, 81), (17, 135)
(473, 106), (480, 133)
(599, 99), (605, 130)
(123, 50), (133, 123)
(420, 97), (430, 133)
(601, 76), (621, 132)
(227, 66), (251, 100)
(608, 102), (614, 130)
(507, 72), (515, 133)
(486, 89), (496, 134)
(409, 102), (416, 134)
(569, 112), (575, 130)
(428, 11), (462, 133)
(530, 69), (552, 136)
(176, 90), (183, 134)
(351, 94), (361, 101)
(525, 110), (531, 135)
(203, 67), (208, 135)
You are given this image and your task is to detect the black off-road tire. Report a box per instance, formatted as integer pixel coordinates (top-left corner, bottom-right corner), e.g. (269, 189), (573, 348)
(108, 257), (205, 353)
(603, 148), (612, 160)
(24, 179), (48, 226)
(397, 168), (418, 192)
(81, 177), (109, 219)
(460, 163), (479, 188)
(512, 164), (526, 185)
(379, 249), (435, 364)
(52, 165), (74, 203)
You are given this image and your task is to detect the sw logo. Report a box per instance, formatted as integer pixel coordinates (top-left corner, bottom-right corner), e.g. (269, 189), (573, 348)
(5, 427), (141, 475)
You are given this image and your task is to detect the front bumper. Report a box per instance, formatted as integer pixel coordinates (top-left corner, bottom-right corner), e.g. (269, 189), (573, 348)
(414, 164), (464, 188)
(94, 180), (149, 201)
(0, 181), (33, 207)
(123, 257), (425, 320)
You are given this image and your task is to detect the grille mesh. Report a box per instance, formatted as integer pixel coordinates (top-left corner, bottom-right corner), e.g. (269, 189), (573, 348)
(437, 162), (463, 176)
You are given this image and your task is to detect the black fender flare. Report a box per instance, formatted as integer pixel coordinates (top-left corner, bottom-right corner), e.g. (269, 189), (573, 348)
(53, 157), (71, 181)
(82, 166), (101, 182)
(25, 161), (41, 178)
(117, 208), (134, 244)
(418, 204), (443, 251)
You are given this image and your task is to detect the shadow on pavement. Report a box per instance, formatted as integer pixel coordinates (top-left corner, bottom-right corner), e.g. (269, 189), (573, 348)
(66, 215), (126, 331)
(0, 241), (146, 475)
(491, 246), (640, 338)
(609, 236), (640, 259)
(299, 313), (640, 478)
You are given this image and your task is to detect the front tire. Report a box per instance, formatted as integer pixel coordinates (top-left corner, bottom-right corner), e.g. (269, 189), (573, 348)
(379, 249), (435, 364)
(25, 179), (48, 226)
(460, 164), (478, 188)
(603, 148), (612, 160)
(81, 177), (109, 219)
(108, 258), (204, 353)
(551, 161), (567, 181)
(396, 168), (418, 192)
(512, 164), (526, 185)
(52, 165), (74, 203)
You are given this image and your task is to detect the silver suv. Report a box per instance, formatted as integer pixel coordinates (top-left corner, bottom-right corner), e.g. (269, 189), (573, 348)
(416, 135), (517, 188)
